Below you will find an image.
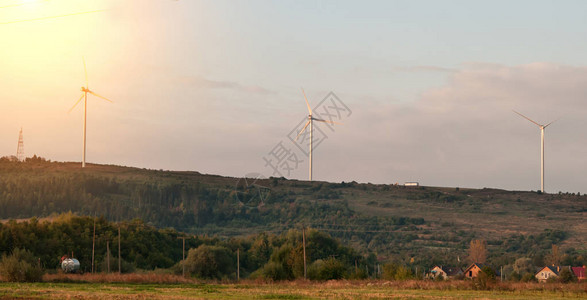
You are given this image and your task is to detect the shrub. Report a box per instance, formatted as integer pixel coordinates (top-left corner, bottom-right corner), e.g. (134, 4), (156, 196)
(509, 271), (521, 282)
(558, 268), (577, 283)
(307, 258), (346, 281)
(258, 261), (289, 281)
(513, 257), (534, 275)
(471, 272), (490, 290)
(481, 266), (496, 279)
(521, 273), (537, 282)
(99, 257), (135, 274)
(382, 262), (413, 280)
(382, 263), (397, 280)
(184, 244), (233, 279)
(394, 265), (413, 280)
(347, 267), (368, 280)
(433, 273), (445, 281)
(0, 248), (43, 282)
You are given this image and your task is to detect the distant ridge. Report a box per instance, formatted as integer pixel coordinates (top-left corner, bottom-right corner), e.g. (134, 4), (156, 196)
(0, 159), (585, 263)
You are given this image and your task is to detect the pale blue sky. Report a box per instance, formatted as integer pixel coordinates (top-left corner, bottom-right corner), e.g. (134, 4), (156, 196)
(2, 0), (587, 193)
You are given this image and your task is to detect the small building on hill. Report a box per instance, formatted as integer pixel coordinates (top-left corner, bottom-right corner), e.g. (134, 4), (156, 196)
(463, 263), (492, 279)
(430, 266), (462, 280)
(571, 266), (586, 281)
(535, 266), (561, 282)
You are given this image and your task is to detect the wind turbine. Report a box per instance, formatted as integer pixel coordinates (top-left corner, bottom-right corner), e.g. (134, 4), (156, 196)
(295, 88), (340, 181)
(513, 110), (557, 193)
(69, 59), (112, 168)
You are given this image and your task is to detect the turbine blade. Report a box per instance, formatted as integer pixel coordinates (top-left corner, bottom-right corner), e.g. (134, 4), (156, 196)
(313, 118), (343, 125)
(88, 90), (113, 102)
(301, 88), (312, 115)
(512, 110), (541, 127)
(83, 57), (88, 88)
(68, 93), (85, 113)
(544, 117), (560, 128)
(295, 120), (311, 141)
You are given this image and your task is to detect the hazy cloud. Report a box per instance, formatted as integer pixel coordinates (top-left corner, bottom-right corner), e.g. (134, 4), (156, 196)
(391, 65), (458, 73)
(178, 75), (277, 95)
(333, 62), (587, 192)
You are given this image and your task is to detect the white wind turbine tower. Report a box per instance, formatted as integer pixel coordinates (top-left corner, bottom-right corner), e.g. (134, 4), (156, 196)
(295, 88), (340, 181)
(513, 110), (557, 193)
(69, 59), (112, 168)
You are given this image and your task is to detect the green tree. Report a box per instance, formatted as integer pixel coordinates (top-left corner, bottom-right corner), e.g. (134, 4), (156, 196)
(307, 257), (346, 280)
(513, 257), (534, 276)
(184, 244), (233, 279)
(558, 268), (577, 283)
(521, 273), (537, 282)
(545, 244), (562, 266)
(0, 248), (43, 282)
(481, 266), (496, 279)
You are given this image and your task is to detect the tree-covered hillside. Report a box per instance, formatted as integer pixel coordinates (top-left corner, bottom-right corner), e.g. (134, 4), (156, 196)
(0, 158), (585, 267)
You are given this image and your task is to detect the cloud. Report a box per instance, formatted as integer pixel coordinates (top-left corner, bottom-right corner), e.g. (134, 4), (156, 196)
(328, 62), (587, 192)
(391, 65), (457, 73)
(178, 75), (277, 95)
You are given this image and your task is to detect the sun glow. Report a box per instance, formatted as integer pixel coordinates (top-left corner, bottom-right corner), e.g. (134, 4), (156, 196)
(0, 0), (120, 148)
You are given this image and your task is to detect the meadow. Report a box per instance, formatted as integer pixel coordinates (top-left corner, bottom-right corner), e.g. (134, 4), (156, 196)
(0, 275), (586, 299)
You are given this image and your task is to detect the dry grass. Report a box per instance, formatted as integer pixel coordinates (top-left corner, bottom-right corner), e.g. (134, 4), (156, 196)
(35, 275), (587, 293)
(0, 278), (585, 299)
(277, 279), (587, 293)
(43, 273), (199, 284)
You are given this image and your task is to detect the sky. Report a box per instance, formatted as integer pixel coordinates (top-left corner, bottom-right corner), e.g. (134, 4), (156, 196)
(2, 0), (587, 193)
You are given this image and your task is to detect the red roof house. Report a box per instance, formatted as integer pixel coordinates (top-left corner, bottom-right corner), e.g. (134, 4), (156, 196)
(571, 266), (586, 281)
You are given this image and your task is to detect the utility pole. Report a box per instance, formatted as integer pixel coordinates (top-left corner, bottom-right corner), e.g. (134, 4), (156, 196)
(501, 266), (503, 282)
(178, 236), (190, 277)
(237, 248), (240, 281)
(302, 226), (307, 280)
(107, 241), (110, 273)
(118, 226), (121, 274)
(91, 217), (96, 273)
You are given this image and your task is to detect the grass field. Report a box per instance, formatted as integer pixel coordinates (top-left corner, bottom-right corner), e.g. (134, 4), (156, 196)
(0, 276), (585, 299)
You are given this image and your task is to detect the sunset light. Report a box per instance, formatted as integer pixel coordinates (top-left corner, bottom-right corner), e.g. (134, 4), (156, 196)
(1, 2), (586, 296)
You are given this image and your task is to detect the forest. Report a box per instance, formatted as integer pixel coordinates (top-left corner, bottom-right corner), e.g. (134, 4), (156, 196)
(0, 157), (585, 274)
(0, 214), (584, 283)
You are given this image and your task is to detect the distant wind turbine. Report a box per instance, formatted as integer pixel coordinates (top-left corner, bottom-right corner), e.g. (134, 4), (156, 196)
(513, 110), (557, 193)
(295, 88), (340, 181)
(69, 58), (112, 168)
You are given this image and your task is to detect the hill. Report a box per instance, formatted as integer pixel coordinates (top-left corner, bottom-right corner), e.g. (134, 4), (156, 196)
(0, 158), (585, 266)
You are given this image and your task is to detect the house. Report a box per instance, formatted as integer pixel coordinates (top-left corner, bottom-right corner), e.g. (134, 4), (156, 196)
(463, 263), (498, 279)
(430, 266), (462, 280)
(535, 266), (561, 282)
(571, 266), (586, 281)
(404, 182), (419, 187)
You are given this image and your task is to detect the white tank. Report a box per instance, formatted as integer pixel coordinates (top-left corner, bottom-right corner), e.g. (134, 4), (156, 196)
(61, 258), (80, 273)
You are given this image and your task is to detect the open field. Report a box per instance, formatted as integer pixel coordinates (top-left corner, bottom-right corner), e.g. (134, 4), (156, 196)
(0, 276), (586, 299)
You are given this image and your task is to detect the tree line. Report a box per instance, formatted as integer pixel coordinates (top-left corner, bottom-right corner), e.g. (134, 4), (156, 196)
(0, 159), (583, 272)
